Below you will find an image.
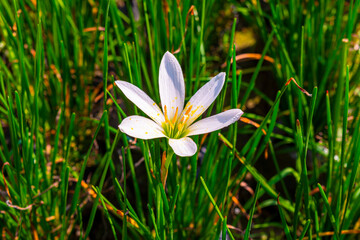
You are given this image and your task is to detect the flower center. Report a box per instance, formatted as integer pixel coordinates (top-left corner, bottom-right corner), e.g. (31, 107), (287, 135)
(162, 105), (189, 139)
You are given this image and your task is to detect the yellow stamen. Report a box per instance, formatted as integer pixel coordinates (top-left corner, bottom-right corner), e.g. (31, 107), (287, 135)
(172, 107), (179, 124)
(191, 106), (200, 116)
(185, 105), (193, 116)
(181, 105), (192, 122)
(164, 105), (171, 123)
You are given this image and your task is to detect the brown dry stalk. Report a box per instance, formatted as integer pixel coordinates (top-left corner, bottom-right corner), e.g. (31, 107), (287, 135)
(83, 26), (105, 32)
(79, 180), (139, 228)
(172, 5), (195, 54)
(221, 53), (275, 68)
(161, 151), (168, 188)
(229, 192), (249, 220)
(94, 83), (113, 102)
(302, 230), (360, 240)
(286, 77), (312, 97)
(239, 117), (267, 135)
(2, 162), (11, 203)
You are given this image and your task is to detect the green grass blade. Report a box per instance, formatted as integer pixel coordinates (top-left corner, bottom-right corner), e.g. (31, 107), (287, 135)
(277, 196), (293, 240)
(317, 183), (340, 240)
(244, 182), (261, 240)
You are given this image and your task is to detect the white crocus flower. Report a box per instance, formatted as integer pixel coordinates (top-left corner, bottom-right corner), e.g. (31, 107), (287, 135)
(116, 52), (243, 157)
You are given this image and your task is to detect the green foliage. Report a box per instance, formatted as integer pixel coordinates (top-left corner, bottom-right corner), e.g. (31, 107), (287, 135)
(0, 0), (359, 239)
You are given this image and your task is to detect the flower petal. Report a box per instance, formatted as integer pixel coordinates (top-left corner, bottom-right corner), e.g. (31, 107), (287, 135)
(168, 137), (197, 157)
(115, 80), (165, 125)
(180, 72), (225, 127)
(187, 109), (243, 136)
(159, 52), (185, 122)
(119, 116), (166, 140)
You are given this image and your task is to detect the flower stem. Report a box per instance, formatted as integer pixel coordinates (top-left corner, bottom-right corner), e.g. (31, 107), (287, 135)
(161, 147), (174, 188)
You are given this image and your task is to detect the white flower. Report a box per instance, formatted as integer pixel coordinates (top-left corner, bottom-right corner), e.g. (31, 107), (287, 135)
(116, 52), (243, 157)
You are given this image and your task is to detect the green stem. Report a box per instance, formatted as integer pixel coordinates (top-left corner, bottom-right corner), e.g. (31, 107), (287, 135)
(161, 146), (174, 187)
(165, 147), (175, 170)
